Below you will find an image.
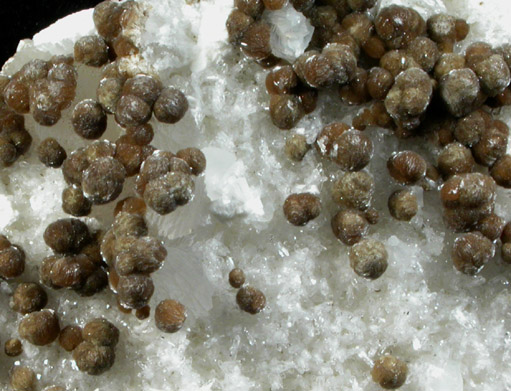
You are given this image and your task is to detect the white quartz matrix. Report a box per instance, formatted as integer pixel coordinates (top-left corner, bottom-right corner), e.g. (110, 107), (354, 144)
(1, 0), (511, 390)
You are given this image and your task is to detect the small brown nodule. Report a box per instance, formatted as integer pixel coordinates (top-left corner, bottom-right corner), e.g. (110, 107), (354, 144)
(283, 193), (321, 226)
(59, 325), (83, 352)
(388, 189), (418, 222)
(331, 209), (369, 246)
(4, 338), (22, 357)
(371, 355), (408, 389)
(155, 299), (187, 333)
(82, 318), (119, 347)
(11, 282), (47, 314)
(387, 151), (427, 185)
(73, 341), (115, 376)
(153, 87), (189, 124)
(284, 134), (310, 162)
(38, 138), (67, 168)
(236, 286), (266, 314)
(349, 239), (388, 280)
(10, 366), (36, 391)
(19, 309), (60, 346)
(229, 268), (246, 288)
(452, 232), (494, 275)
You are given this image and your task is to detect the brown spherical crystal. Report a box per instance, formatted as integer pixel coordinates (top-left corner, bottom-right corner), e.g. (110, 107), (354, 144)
(59, 325), (83, 352)
(73, 341), (115, 376)
(155, 299), (187, 332)
(385, 68), (433, 130)
(235, 0), (264, 18)
(465, 42), (494, 69)
(229, 268), (246, 288)
(43, 218), (90, 254)
(371, 355), (408, 389)
(114, 137), (149, 177)
(476, 214), (505, 241)
(97, 77), (124, 114)
(308, 6), (338, 30)
(135, 306), (151, 320)
(453, 109), (490, 147)
(491, 155), (511, 188)
(226, 10), (254, 45)
(362, 35), (387, 59)
(388, 189), (418, 222)
(427, 14), (456, 44)
(0, 246), (25, 279)
(153, 87), (188, 124)
(144, 171), (194, 215)
(407, 37), (440, 72)
(379, 50), (418, 78)
(452, 232), (494, 275)
(37, 138), (66, 168)
(47, 254), (95, 289)
(332, 130), (373, 171)
(83, 318), (119, 347)
(283, 193), (321, 226)
(236, 286), (266, 314)
(439, 68), (482, 118)
(434, 53), (466, 79)
(437, 143), (474, 177)
(240, 22), (272, 61)
(62, 186), (92, 217)
(15, 59), (49, 84)
(72, 100), (107, 140)
(265, 66), (299, 95)
(93, 1), (123, 41)
(367, 67), (393, 100)
(349, 239), (388, 280)
(126, 124), (154, 146)
(122, 75), (162, 108)
(296, 44), (357, 88)
(10, 366), (36, 391)
(284, 134), (309, 162)
(82, 157), (126, 205)
(374, 5), (426, 49)
(315, 122), (350, 157)
(62, 149), (88, 186)
(74, 36), (109, 67)
(387, 151), (427, 185)
(339, 67), (370, 105)
(115, 95), (152, 128)
(332, 171), (374, 211)
(269, 94), (304, 130)
(341, 12), (373, 46)
(4, 79), (30, 114)
(19, 309), (60, 346)
(473, 54), (511, 97)
(440, 173), (496, 210)
(176, 148), (206, 175)
(5, 338), (22, 357)
(117, 274), (154, 309)
(331, 209), (369, 245)
(11, 282), (47, 314)
(472, 127), (507, 167)
(0, 137), (17, 166)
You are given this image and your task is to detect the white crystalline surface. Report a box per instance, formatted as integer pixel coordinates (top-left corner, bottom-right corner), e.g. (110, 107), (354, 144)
(1, 0), (511, 390)
(266, 4), (314, 63)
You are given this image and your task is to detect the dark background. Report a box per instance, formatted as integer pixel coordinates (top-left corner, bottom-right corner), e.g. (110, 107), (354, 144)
(0, 0), (103, 66)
